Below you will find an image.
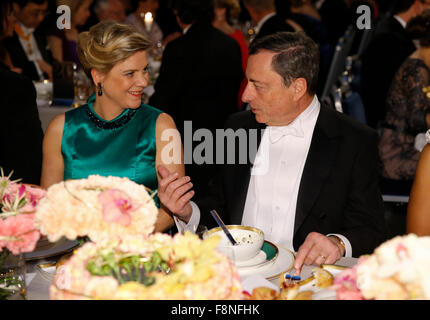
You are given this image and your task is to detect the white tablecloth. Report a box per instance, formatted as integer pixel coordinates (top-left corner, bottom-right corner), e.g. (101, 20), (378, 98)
(37, 104), (73, 133)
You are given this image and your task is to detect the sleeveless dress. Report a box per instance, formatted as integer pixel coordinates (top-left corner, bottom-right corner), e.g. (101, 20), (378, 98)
(61, 94), (162, 205)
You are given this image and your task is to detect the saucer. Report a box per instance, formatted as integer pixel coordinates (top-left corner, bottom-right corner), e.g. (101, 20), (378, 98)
(235, 240), (279, 269)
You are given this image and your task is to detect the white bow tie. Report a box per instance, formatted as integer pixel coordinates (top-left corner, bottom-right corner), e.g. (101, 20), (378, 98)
(268, 122), (304, 143)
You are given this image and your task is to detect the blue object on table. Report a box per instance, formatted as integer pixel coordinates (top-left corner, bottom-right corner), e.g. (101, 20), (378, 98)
(209, 210), (237, 246)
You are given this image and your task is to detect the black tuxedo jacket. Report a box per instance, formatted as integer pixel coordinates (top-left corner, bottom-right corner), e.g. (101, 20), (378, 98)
(4, 29), (52, 81)
(149, 22), (243, 196)
(361, 17), (416, 128)
(197, 103), (387, 257)
(255, 14), (295, 41)
(0, 63), (44, 184)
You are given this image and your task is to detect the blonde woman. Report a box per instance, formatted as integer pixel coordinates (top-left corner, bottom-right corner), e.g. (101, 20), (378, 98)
(46, 0), (93, 63)
(41, 21), (191, 232)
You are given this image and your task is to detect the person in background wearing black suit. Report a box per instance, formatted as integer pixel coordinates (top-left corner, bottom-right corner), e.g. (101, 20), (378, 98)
(158, 31), (387, 274)
(242, 0), (294, 41)
(361, 0), (430, 129)
(3, 0), (52, 81)
(149, 0), (243, 200)
(0, 0), (44, 184)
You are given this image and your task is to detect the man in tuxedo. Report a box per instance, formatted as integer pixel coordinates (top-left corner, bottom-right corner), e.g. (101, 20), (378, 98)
(243, 0), (294, 41)
(3, 0), (53, 81)
(149, 0), (243, 199)
(361, 0), (430, 128)
(158, 31), (387, 273)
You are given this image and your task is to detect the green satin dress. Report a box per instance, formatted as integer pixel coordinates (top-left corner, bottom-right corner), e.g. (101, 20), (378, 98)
(62, 94), (162, 205)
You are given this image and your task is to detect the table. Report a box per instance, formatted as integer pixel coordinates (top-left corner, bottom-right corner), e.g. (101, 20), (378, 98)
(24, 254), (358, 300)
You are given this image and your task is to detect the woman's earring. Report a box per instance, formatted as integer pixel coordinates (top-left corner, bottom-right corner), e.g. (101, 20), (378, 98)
(97, 83), (103, 96)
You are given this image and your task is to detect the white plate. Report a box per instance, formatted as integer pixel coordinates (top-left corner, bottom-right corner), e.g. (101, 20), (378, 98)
(238, 244), (295, 280)
(297, 264), (346, 300)
(24, 237), (79, 261)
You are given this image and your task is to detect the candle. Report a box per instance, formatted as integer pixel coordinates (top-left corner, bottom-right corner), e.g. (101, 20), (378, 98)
(144, 12), (153, 32)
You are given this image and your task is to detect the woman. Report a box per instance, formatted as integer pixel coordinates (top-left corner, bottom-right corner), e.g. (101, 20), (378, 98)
(407, 140), (430, 236)
(0, 0), (44, 184)
(212, 0), (247, 109)
(47, 0), (93, 64)
(41, 21), (189, 232)
(378, 9), (430, 185)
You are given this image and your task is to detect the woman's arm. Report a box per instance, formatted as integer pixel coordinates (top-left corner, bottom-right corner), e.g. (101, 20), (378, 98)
(153, 113), (190, 232)
(407, 144), (430, 235)
(47, 35), (64, 63)
(40, 114), (65, 189)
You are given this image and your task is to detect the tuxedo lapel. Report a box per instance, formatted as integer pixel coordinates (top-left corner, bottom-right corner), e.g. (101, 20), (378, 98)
(294, 106), (341, 235)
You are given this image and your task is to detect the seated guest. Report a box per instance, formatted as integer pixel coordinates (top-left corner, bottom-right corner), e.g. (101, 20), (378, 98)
(149, 0), (243, 200)
(407, 139), (430, 236)
(41, 21), (182, 232)
(361, 0), (430, 128)
(3, 0), (52, 80)
(159, 31), (387, 274)
(243, 0), (295, 41)
(212, 0), (248, 109)
(379, 9), (430, 186)
(0, 0), (44, 184)
(46, 0), (93, 64)
(0, 1), (22, 74)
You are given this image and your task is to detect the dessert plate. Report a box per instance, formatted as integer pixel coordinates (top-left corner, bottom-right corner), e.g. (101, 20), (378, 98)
(238, 243), (295, 280)
(24, 237), (80, 261)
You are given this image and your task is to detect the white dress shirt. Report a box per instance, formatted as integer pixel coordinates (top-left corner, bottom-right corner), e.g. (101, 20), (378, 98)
(175, 96), (352, 256)
(16, 22), (44, 80)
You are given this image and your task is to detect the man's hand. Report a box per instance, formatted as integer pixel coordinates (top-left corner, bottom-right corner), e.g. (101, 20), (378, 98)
(36, 59), (53, 81)
(158, 165), (194, 223)
(293, 232), (345, 275)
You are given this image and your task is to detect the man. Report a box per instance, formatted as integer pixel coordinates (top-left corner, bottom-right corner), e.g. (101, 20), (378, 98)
(149, 0), (243, 199)
(158, 31), (387, 274)
(3, 0), (52, 81)
(361, 0), (430, 128)
(243, 0), (294, 41)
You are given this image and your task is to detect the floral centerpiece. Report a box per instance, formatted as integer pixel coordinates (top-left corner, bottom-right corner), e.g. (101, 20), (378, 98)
(50, 232), (243, 300)
(332, 234), (430, 300)
(34, 175), (159, 243)
(0, 169), (46, 299)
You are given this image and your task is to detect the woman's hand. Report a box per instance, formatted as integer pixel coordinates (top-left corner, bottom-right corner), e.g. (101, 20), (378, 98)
(157, 165), (194, 223)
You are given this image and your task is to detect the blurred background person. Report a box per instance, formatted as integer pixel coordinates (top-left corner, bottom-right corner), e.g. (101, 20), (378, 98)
(46, 0), (93, 64)
(3, 0), (53, 80)
(378, 9), (430, 192)
(361, 0), (430, 129)
(124, 0), (164, 46)
(0, 0), (44, 184)
(243, 0), (294, 41)
(94, 0), (126, 22)
(212, 0), (248, 109)
(149, 0), (243, 199)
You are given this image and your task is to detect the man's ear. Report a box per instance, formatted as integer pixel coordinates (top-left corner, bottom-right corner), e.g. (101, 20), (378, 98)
(292, 78), (308, 101)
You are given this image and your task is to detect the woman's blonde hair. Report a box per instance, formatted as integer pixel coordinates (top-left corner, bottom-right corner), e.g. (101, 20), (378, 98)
(214, 0), (241, 21)
(77, 20), (152, 79)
